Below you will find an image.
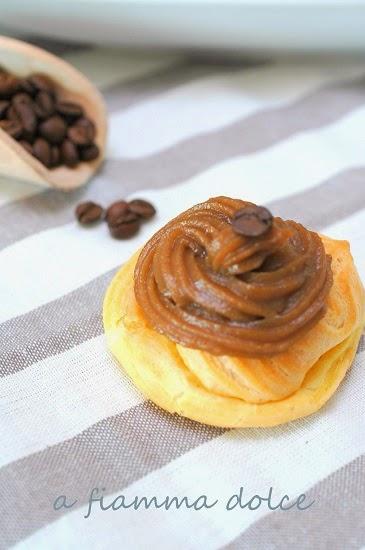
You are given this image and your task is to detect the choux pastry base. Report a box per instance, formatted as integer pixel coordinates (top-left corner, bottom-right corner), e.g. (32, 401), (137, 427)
(103, 236), (365, 428)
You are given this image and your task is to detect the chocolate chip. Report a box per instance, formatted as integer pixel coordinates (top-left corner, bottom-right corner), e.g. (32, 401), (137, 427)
(105, 200), (130, 224)
(33, 138), (51, 167)
(75, 201), (104, 224)
(28, 74), (55, 94)
(39, 115), (67, 144)
(0, 119), (22, 139)
(34, 91), (55, 119)
(0, 74), (20, 98)
(128, 199), (156, 220)
(19, 140), (33, 156)
(60, 139), (79, 167)
(0, 100), (10, 118)
(232, 205), (273, 237)
(79, 143), (99, 161)
(56, 101), (83, 119)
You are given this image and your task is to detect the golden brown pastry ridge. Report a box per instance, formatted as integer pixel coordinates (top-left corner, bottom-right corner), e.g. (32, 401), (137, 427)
(103, 229), (365, 427)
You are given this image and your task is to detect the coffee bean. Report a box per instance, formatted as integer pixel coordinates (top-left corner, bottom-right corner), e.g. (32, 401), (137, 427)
(39, 115), (67, 144)
(67, 124), (93, 146)
(106, 202), (140, 239)
(28, 74), (55, 94)
(75, 201), (104, 224)
(129, 199), (156, 220)
(34, 91), (55, 119)
(19, 140), (33, 155)
(13, 101), (37, 136)
(79, 143), (99, 161)
(6, 105), (20, 122)
(19, 78), (37, 96)
(0, 100), (10, 118)
(60, 139), (79, 167)
(56, 101), (83, 119)
(75, 117), (95, 140)
(109, 220), (140, 239)
(105, 200), (130, 224)
(33, 138), (51, 167)
(12, 92), (32, 106)
(232, 205), (273, 237)
(50, 145), (61, 168)
(108, 212), (140, 240)
(0, 119), (22, 139)
(0, 74), (20, 98)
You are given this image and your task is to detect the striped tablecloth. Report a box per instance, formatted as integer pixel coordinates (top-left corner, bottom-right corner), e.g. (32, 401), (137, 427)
(1, 40), (365, 550)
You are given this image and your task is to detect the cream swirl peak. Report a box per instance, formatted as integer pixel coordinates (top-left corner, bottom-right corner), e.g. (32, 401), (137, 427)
(134, 197), (333, 356)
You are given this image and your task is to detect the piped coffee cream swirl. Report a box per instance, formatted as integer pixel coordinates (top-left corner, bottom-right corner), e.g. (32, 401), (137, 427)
(134, 197), (333, 356)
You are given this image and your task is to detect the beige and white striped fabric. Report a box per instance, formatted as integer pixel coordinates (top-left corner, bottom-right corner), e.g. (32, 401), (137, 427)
(1, 40), (365, 550)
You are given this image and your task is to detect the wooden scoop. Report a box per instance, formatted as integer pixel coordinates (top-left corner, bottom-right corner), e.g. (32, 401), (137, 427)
(0, 35), (107, 191)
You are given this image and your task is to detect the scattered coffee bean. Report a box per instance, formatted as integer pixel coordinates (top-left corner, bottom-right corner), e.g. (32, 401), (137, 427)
(76, 197), (156, 240)
(75, 201), (104, 224)
(0, 68), (100, 170)
(129, 199), (156, 220)
(232, 205), (273, 237)
(57, 101), (83, 119)
(61, 139), (79, 167)
(0, 100), (10, 118)
(108, 211), (140, 239)
(79, 143), (99, 161)
(0, 119), (22, 139)
(33, 137), (51, 167)
(39, 115), (67, 144)
(105, 200), (130, 224)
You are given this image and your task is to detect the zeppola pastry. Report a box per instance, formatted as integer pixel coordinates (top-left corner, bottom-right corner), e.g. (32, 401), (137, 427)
(103, 197), (365, 427)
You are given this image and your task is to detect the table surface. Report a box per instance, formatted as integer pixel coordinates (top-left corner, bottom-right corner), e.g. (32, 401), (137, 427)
(1, 38), (365, 550)
(3, 2), (365, 53)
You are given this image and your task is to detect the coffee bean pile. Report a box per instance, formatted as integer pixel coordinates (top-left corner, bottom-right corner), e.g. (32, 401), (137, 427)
(75, 198), (156, 239)
(0, 68), (99, 169)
